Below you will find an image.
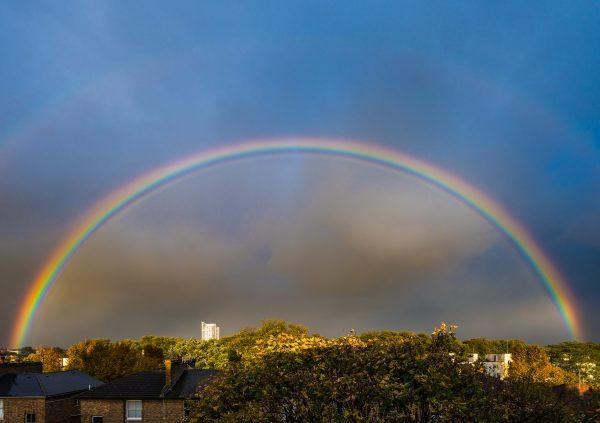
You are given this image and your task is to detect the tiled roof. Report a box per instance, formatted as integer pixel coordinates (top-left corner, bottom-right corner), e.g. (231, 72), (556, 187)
(164, 369), (220, 399)
(79, 369), (219, 400)
(0, 370), (102, 397)
(78, 371), (165, 399)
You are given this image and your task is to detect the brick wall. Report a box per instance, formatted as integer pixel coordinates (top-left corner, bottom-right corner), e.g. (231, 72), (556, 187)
(1, 397), (45, 422)
(80, 399), (124, 423)
(79, 399), (185, 423)
(45, 395), (80, 423)
(141, 400), (184, 423)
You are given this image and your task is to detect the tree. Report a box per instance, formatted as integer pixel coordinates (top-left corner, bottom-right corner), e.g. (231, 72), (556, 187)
(191, 323), (475, 421)
(463, 338), (526, 355)
(546, 342), (600, 386)
(508, 344), (575, 385)
(17, 346), (36, 359)
(166, 320), (311, 370)
(136, 335), (181, 356)
(359, 330), (420, 344)
(189, 322), (590, 422)
(24, 346), (64, 372)
(66, 339), (162, 382)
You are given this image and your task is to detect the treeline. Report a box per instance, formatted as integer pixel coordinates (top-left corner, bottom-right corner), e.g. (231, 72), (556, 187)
(23, 320), (310, 380)
(191, 324), (600, 422)
(19, 321), (600, 421)
(21, 321), (599, 385)
(464, 338), (600, 385)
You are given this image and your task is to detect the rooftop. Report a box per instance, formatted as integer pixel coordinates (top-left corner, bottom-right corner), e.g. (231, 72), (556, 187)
(78, 369), (219, 400)
(0, 370), (102, 397)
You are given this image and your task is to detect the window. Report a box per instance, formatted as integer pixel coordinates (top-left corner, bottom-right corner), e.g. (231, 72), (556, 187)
(126, 400), (142, 420)
(92, 417), (103, 423)
(0, 399), (3, 420)
(25, 414), (36, 423)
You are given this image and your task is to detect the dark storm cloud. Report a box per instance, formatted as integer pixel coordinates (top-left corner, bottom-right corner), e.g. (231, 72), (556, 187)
(264, 179), (492, 296)
(27, 161), (566, 345)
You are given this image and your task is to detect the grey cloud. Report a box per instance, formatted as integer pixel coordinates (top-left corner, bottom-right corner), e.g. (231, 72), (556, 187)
(27, 159), (563, 346)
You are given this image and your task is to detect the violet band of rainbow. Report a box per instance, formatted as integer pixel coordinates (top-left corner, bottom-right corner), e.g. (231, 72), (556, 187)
(11, 138), (583, 346)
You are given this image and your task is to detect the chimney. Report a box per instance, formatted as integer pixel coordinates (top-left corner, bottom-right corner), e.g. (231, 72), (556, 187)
(164, 359), (186, 388)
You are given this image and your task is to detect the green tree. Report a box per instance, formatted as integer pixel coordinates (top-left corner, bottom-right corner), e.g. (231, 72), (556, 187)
(189, 322), (587, 422)
(136, 335), (182, 355)
(463, 338), (526, 355)
(190, 324), (463, 421)
(359, 330), (420, 344)
(166, 319), (310, 369)
(546, 342), (600, 386)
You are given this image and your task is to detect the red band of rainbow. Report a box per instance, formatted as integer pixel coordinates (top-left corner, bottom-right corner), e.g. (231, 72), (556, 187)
(10, 138), (583, 346)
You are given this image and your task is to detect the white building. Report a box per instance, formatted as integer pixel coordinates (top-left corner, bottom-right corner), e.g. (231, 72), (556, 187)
(469, 353), (512, 379)
(201, 322), (220, 341)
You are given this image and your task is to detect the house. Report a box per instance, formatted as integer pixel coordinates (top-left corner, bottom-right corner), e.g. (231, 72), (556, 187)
(0, 369), (103, 422)
(77, 360), (218, 423)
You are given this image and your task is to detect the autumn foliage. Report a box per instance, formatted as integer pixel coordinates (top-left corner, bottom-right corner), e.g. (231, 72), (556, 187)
(22, 320), (599, 421)
(186, 322), (599, 422)
(65, 339), (163, 382)
(24, 346), (64, 372)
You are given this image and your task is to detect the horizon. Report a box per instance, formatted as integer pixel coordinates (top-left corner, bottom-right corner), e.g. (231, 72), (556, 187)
(2, 319), (592, 351)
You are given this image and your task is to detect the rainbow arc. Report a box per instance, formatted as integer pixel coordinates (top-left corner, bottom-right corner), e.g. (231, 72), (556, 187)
(11, 138), (583, 346)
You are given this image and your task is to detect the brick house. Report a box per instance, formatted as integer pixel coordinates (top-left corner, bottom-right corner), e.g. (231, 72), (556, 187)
(77, 360), (217, 423)
(0, 368), (103, 423)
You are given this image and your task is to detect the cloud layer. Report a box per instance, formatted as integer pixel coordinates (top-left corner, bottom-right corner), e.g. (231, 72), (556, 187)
(27, 159), (565, 345)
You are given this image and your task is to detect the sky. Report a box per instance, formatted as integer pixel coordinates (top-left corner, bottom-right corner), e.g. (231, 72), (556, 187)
(0, 1), (598, 347)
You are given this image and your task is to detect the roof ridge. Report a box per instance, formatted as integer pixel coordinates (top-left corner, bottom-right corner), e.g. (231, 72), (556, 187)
(33, 369), (74, 376)
(78, 370), (167, 399)
(160, 369), (177, 398)
(161, 366), (194, 398)
(171, 368), (186, 388)
(32, 373), (47, 396)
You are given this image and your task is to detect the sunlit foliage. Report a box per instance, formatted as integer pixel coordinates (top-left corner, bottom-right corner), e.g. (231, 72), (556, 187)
(24, 346), (64, 372)
(188, 323), (599, 422)
(66, 339), (163, 382)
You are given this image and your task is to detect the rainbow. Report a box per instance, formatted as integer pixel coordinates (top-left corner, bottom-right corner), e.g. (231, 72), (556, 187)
(11, 138), (583, 346)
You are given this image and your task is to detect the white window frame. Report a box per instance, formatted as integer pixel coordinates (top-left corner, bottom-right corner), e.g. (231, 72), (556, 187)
(126, 400), (142, 421)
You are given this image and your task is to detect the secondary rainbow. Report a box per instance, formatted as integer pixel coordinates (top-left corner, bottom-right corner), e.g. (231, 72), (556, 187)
(11, 138), (583, 346)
